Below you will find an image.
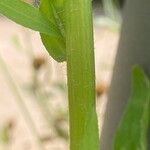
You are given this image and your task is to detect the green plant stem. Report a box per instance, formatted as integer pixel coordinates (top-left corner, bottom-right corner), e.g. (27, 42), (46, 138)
(65, 0), (99, 150)
(0, 55), (44, 150)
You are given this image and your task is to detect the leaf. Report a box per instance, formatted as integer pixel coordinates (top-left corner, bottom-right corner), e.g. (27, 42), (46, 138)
(113, 66), (150, 150)
(0, 0), (60, 37)
(40, 0), (65, 35)
(39, 0), (66, 62)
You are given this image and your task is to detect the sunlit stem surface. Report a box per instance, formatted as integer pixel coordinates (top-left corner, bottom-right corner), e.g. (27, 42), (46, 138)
(65, 0), (99, 149)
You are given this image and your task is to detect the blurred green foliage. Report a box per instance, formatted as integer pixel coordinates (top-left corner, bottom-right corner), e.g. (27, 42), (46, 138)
(113, 66), (150, 150)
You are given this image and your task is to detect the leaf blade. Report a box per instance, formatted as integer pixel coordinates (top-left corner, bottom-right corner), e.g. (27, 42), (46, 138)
(0, 0), (59, 36)
(39, 0), (66, 62)
(113, 66), (150, 150)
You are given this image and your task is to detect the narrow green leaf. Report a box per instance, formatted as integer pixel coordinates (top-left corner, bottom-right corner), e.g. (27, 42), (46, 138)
(40, 0), (65, 36)
(0, 0), (60, 36)
(51, 0), (65, 34)
(40, 0), (66, 62)
(113, 66), (150, 150)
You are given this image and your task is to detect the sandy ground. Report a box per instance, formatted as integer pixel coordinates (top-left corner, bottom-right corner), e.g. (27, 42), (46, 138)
(0, 17), (119, 150)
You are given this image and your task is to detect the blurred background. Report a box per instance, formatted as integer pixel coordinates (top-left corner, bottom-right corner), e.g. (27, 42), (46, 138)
(0, 0), (124, 149)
